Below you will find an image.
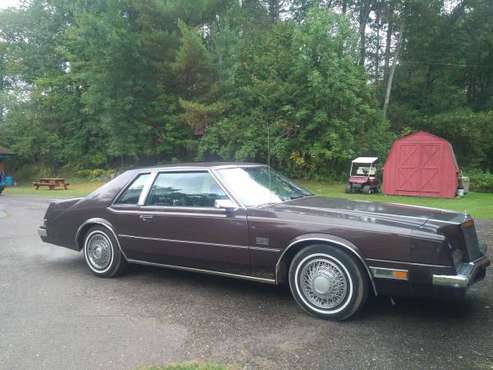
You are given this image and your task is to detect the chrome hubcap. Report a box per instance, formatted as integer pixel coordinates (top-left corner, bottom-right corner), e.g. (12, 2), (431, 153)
(299, 258), (348, 309)
(86, 233), (113, 271)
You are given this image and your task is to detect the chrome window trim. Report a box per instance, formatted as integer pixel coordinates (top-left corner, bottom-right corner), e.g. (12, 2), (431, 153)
(111, 171), (152, 206)
(138, 169), (242, 210)
(138, 171), (158, 206)
(126, 258), (276, 284)
(275, 237), (378, 295)
(209, 168), (245, 209)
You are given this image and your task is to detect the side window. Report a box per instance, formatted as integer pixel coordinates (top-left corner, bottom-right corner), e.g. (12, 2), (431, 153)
(115, 173), (150, 205)
(146, 171), (228, 207)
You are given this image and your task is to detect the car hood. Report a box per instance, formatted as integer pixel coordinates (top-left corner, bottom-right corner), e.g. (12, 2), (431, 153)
(268, 196), (467, 229)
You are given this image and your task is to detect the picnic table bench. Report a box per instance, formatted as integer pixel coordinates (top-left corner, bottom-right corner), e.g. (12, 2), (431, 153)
(32, 178), (70, 190)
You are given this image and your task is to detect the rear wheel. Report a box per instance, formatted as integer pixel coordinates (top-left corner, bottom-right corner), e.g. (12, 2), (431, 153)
(362, 185), (371, 194)
(345, 184), (352, 193)
(288, 244), (369, 320)
(83, 226), (126, 277)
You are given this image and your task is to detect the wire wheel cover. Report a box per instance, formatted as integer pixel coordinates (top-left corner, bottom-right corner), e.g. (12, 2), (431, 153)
(86, 233), (113, 271)
(299, 257), (349, 310)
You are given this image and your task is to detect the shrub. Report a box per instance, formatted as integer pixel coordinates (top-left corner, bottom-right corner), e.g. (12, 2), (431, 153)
(74, 169), (114, 181)
(464, 170), (493, 193)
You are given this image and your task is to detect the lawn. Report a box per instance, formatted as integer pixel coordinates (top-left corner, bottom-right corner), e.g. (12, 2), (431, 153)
(3, 178), (104, 198)
(3, 178), (493, 220)
(298, 180), (493, 220)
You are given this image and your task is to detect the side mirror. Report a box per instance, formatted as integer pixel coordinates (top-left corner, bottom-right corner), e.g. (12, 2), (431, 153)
(214, 199), (237, 211)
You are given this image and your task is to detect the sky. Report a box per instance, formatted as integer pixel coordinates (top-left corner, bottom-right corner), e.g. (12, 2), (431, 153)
(0, 0), (21, 10)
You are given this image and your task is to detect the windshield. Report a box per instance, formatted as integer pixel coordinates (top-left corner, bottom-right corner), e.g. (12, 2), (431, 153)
(215, 166), (312, 207)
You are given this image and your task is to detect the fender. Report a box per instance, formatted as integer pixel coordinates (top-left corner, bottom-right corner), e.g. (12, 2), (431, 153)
(275, 233), (377, 295)
(75, 218), (128, 260)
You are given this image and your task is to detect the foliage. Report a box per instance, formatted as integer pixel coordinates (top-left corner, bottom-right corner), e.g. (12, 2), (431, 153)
(410, 110), (493, 170)
(0, 0), (492, 181)
(465, 170), (493, 193)
(199, 9), (391, 178)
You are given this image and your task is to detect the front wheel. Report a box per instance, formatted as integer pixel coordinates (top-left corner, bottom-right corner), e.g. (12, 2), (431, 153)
(289, 244), (369, 320)
(83, 226), (127, 277)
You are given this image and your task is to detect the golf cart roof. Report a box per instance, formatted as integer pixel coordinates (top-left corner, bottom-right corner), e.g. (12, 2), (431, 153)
(352, 157), (378, 164)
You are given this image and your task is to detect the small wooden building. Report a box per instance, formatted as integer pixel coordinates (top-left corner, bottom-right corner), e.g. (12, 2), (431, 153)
(0, 146), (15, 173)
(383, 131), (459, 198)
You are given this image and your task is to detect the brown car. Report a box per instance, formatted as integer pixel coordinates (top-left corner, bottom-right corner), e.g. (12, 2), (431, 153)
(39, 162), (490, 320)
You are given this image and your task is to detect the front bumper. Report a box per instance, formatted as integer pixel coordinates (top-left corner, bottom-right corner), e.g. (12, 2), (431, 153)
(38, 226), (48, 242)
(433, 245), (490, 289)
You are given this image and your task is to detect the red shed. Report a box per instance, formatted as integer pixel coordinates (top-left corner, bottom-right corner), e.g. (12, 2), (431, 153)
(383, 131), (459, 198)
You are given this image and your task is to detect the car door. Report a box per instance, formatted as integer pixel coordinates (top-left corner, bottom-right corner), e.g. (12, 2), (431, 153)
(116, 170), (250, 275)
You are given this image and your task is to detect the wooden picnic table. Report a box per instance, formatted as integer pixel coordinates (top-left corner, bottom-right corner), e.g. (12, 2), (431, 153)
(33, 177), (70, 190)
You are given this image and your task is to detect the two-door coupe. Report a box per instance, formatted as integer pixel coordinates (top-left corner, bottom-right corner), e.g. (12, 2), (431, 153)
(39, 163), (490, 320)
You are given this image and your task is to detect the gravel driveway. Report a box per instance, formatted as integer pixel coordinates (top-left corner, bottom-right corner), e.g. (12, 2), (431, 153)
(1, 195), (492, 370)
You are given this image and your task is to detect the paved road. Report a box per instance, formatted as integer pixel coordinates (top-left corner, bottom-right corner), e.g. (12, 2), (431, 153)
(1, 195), (492, 370)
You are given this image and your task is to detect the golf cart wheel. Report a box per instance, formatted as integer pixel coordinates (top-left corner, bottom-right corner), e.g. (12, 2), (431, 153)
(362, 185), (371, 194)
(345, 184), (352, 193)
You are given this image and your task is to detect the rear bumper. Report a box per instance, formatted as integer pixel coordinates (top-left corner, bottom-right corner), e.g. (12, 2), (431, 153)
(38, 226), (48, 242)
(433, 247), (490, 289)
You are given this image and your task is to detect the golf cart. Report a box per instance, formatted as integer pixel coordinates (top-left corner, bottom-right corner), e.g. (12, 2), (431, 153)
(345, 157), (379, 194)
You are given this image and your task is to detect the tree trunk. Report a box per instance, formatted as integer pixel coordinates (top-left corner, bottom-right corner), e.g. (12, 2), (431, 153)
(268, 0), (280, 22)
(383, 2), (394, 88)
(358, 0), (373, 66)
(383, 21), (405, 121)
(375, 2), (381, 81)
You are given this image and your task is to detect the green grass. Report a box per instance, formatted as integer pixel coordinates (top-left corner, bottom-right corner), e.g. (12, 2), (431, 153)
(2, 178), (103, 198)
(3, 178), (493, 220)
(298, 180), (493, 220)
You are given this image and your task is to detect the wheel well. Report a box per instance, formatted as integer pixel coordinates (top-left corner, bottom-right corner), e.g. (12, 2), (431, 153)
(276, 240), (376, 296)
(76, 223), (100, 250)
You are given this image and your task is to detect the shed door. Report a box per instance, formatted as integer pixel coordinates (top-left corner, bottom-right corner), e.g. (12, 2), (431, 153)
(419, 143), (441, 194)
(396, 143), (441, 194)
(396, 144), (420, 191)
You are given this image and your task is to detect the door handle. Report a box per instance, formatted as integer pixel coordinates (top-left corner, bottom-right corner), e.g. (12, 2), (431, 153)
(139, 214), (153, 222)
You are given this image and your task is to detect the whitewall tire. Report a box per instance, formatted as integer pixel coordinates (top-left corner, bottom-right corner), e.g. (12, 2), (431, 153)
(83, 226), (126, 277)
(289, 244), (368, 320)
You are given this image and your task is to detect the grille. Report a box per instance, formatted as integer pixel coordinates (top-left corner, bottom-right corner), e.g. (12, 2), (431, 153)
(462, 220), (482, 261)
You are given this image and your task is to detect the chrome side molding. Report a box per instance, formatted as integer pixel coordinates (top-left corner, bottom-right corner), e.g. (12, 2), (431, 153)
(127, 258), (276, 285)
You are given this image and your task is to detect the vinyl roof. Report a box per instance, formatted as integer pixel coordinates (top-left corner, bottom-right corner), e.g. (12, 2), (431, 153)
(136, 162), (266, 172)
